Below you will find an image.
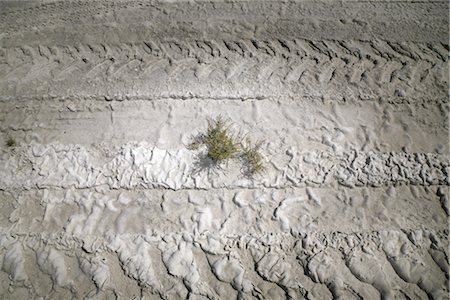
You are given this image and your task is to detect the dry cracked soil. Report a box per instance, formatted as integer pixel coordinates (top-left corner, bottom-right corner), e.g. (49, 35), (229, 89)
(0, 0), (449, 299)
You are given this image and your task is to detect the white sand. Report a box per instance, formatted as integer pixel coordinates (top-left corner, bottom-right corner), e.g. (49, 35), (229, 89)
(0, 0), (448, 299)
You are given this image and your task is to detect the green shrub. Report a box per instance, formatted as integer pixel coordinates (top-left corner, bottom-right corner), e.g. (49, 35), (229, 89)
(189, 116), (240, 162)
(189, 116), (264, 176)
(241, 138), (265, 175)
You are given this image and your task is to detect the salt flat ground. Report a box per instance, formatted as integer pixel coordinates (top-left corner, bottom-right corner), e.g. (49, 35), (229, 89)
(0, 0), (448, 299)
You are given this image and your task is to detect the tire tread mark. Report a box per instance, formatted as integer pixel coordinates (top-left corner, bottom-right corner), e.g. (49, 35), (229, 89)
(0, 39), (447, 97)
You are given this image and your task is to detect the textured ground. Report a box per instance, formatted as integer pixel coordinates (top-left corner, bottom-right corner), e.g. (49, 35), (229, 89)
(0, 0), (449, 299)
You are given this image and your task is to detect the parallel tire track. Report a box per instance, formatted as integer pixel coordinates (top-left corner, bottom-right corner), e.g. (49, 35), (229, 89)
(0, 1), (448, 299)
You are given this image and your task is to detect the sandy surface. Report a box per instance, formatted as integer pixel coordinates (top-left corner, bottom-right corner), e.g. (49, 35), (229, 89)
(0, 0), (448, 299)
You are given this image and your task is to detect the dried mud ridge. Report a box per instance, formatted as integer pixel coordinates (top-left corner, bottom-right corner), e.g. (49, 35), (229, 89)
(0, 0), (449, 299)
(1, 144), (449, 190)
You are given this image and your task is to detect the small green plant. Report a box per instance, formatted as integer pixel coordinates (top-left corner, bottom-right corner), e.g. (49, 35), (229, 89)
(189, 116), (265, 176)
(6, 136), (16, 148)
(189, 116), (240, 162)
(241, 138), (265, 175)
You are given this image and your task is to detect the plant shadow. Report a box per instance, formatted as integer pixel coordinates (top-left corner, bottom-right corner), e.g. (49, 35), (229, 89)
(190, 151), (227, 177)
(240, 159), (255, 179)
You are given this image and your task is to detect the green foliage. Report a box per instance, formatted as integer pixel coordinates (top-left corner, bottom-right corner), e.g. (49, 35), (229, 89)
(189, 116), (265, 176)
(6, 136), (16, 148)
(189, 116), (239, 162)
(241, 138), (265, 175)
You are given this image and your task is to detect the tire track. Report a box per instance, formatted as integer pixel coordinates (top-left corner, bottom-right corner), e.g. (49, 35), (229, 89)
(0, 1), (448, 299)
(0, 229), (447, 299)
(0, 39), (447, 100)
(1, 97), (447, 153)
(1, 185), (447, 236)
(0, 0), (447, 43)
